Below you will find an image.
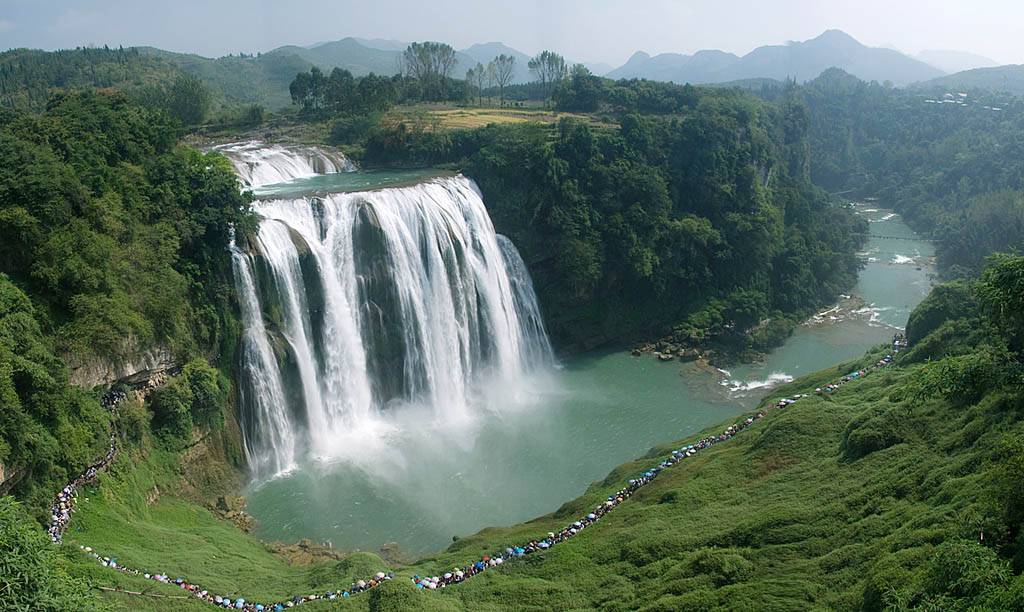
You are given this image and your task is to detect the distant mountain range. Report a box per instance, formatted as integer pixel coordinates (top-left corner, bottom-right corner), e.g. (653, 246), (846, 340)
(915, 49), (999, 74)
(9, 30), (1022, 113)
(607, 30), (944, 86)
(915, 64), (1024, 97)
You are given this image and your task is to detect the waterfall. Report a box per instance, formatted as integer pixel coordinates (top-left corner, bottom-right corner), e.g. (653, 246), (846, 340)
(216, 141), (357, 188)
(231, 157), (552, 478)
(231, 245), (297, 476)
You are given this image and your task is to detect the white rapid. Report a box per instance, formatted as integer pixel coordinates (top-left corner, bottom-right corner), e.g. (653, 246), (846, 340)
(231, 158), (553, 478)
(216, 141), (357, 189)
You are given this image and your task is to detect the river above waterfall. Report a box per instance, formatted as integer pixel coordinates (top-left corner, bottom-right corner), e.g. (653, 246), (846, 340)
(251, 168), (452, 198)
(242, 172), (934, 558)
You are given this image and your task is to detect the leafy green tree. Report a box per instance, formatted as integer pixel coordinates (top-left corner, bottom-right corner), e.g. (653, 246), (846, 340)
(401, 42), (456, 101)
(528, 50), (568, 104)
(166, 74), (211, 125)
(491, 54), (516, 106)
(979, 253), (1024, 354)
(554, 64), (604, 112)
(0, 497), (98, 612)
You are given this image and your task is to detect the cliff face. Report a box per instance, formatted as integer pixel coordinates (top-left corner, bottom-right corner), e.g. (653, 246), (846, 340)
(64, 336), (182, 390)
(0, 463), (27, 496)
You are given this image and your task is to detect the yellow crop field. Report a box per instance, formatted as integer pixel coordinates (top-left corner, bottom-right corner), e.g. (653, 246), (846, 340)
(429, 108), (606, 130)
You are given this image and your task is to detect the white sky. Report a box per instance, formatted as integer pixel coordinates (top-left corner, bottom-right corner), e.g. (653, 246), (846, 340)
(2, 0), (1023, 66)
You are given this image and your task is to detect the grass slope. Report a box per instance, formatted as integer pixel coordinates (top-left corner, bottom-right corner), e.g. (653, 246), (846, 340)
(66, 345), (1023, 611)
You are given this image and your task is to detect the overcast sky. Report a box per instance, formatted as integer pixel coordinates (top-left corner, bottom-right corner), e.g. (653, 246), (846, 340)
(3, 0), (1024, 66)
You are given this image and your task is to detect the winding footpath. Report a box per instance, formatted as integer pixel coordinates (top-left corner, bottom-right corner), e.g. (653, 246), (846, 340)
(48, 353), (897, 610)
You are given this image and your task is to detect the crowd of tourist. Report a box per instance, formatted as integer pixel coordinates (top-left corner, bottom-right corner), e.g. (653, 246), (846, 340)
(51, 351), (897, 607)
(46, 389), (125, 543)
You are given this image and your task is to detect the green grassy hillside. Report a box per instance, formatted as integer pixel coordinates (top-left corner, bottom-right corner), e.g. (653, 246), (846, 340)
(48, 257), (1024, 611)
(59, 348), (1022, 611)
(138, 47), (312, 110)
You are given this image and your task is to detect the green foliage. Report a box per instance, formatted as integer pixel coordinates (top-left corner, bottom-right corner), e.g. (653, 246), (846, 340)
(0, 90), (252, 359)
(896, 540), (1012, 611)
(899, 256), (1024, 402)
(784, 68), (1024, 278)
(527, 51), (568, 102)
(898, 350), (1003, 404)
(988, 434), (1024, 550)
(0, 274), (109, 515)
(0, 46), (182, 112)
(401, 42), (460, 102)
(364, 84), (865, 351)
(328, 113), (381, 145)
(905, 280), (977, 345)
(133, 74), (213, 126)
(553, 64), (605, 112)
(841, 404), (908, 460)
(150, 359), (228, 445)
(0, 497), (98, 611)
(0, 91), (249, 521)
(979, 252), (1024, 354)
(289, 64), (464, 117)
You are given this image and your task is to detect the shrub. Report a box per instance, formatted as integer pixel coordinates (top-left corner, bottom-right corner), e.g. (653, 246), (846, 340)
(0, 497), (98, 612)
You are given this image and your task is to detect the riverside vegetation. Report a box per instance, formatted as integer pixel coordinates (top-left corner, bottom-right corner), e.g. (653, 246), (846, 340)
(2, 43), (1024, 612)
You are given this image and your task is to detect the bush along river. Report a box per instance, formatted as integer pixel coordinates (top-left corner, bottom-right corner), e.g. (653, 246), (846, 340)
(225, 145), (933, 558)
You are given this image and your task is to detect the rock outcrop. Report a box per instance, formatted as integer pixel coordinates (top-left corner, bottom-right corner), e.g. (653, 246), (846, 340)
(65, 336), (181, 389)
(266, 538), (347, 566)
(210, 495), (257, 534)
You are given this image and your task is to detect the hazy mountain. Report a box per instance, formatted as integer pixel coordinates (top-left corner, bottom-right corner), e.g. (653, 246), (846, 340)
(606, 49), (738, 82)
(139, 47), (312, 109)
(265, 38), (402, 77)
(351, 38), (409, 52)
(269, 38), (539, 83)
(585, 62), (614, 76)
(609, 29), (944, 86)
(916, 49), (999, 74)
(460, 42), (533, 82)
(916, 64), (1024, 96)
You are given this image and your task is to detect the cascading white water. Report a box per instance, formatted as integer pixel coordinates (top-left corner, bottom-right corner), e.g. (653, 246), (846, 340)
(231, 152), (553, 478)
(231, 246), (298, 476)
(217, 141), (357, 189)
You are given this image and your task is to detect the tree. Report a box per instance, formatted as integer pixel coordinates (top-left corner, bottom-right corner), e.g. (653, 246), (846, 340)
(326, 67), (355, 113)
(465, 66), (477, 105)
(980, 253), (1024, 354)
(0, 497), (98, 612)
(289, 70), (312, 108)
(492, 54), (516, 106)
(289, 66), (327, 112)
(554, 64), (604, 112)
(528, 50), (568, 104)
(467, 62), (487, 106)
(487, 61), (496, 106)
(166, 74), (211, 125)
(401, 42), (457, 101)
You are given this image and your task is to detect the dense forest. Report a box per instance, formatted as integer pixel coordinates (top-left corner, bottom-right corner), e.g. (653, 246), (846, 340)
(346, 79), (866, 352)
(0, 91), (250, 514)
(0, 47), (181, 110)
(783, 68), (1024, 278)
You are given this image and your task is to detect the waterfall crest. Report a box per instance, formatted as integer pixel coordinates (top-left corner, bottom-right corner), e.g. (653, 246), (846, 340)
(232, 160), (552, 478)
(217, 141), (357, 188)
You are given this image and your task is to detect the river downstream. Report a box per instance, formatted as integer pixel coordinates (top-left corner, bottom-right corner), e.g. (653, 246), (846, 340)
(242, 168), (933, 558)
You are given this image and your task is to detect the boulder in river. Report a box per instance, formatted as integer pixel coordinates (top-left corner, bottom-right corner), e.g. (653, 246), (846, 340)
(678, 348), (700, 362)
